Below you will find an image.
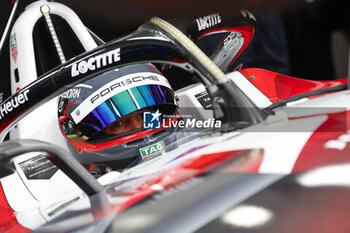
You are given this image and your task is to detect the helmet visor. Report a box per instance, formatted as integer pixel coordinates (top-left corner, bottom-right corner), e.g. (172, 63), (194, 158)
(67, 84), (176, 140)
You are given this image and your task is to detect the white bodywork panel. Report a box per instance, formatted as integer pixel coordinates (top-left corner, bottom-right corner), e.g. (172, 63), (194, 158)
(9, 0), (97, 144)
(3, 1), (97, 229)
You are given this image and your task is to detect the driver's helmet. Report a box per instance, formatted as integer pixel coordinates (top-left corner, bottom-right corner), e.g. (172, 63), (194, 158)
(58, 64), (179, 175)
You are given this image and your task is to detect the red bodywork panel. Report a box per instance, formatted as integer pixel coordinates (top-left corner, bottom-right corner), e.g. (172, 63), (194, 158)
(239, 68), (347, 103)
(0, 184), (29, 233)
(293, 110), (350, 172)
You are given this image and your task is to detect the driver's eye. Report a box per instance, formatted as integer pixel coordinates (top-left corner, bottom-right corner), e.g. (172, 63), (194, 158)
(111, 121), (122, 128)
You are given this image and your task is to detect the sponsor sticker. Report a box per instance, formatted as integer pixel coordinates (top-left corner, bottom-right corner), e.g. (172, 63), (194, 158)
(19, 155), (58, 180)
(0, 89), (29, 120)
(60, 88), (81, 99)
(196, 13), (222, 31)
(75, 109), (80, 116)
(139, 141), (165, 159)
(10, 33), (18, 62)
(71, 48), (121, 77)
(195, 91), (212, 110)
(71, 72), (171, 124)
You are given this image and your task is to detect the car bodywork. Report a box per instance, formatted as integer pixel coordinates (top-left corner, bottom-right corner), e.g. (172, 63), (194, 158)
(0, 1), (349, 232)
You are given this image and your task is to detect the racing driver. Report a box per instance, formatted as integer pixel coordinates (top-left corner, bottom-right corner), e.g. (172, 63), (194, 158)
(58, 63), (181, 176)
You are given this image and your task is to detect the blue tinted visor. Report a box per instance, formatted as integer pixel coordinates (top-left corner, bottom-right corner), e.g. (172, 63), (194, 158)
(74, 84), (176, 139)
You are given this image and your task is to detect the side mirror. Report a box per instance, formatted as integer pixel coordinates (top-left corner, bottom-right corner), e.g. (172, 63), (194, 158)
(188, 10), (256, 72)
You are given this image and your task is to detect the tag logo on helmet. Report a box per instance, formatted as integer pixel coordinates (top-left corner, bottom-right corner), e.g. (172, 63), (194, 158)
(71, 48), (121, 77)
(143, 110), (161, 129)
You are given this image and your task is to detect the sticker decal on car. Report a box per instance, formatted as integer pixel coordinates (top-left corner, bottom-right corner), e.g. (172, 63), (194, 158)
(71, 48), (121, 77)
(196, 13), (222, 31)
(195, 91), (212, 110)
(19, 154), (58, 180)
(10, 33), (18, 63)
(0, 89), (29, 120)
(139, 141), (165, 159)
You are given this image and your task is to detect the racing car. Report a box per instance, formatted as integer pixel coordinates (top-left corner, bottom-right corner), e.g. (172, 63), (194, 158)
(0, 1), (349, 232)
